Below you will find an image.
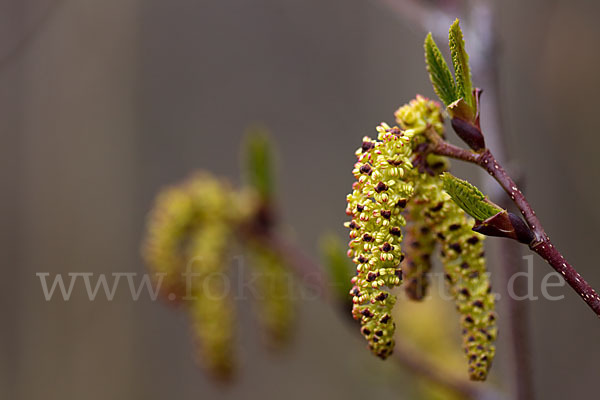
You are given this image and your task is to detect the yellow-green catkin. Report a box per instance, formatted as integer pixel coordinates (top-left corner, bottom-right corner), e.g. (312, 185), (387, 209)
(395, 94), (444, 137)
(422, 181), (496, 380)
(142, 184), (197, 299)
(143, 173), (247, 297)
(248, 243), (294, 347)
(400, 153), (450, 302)
(345, 123), (414, 359)
(187, 221), (236, 379)
(396, 96), (497, 380)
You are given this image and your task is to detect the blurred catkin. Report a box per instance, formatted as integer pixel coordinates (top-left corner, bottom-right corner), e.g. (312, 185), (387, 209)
(143, 131), (297, 380)
(247, 242), (294, 347)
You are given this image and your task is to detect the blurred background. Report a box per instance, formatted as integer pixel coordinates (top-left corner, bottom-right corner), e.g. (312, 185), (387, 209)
(1, 0), (600, 399)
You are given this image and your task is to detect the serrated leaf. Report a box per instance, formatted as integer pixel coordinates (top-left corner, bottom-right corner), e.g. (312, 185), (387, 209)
(441, 173), (502, 221)
(424, 33), (458, 106)
(448, 19), (475, 110)
(243, 126), (275, 200)
(320, 234), (354, 302)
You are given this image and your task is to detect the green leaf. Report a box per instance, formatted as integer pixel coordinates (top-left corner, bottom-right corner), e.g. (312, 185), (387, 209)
(320, 234), (354, 302)
(243, 126), (275, 200)
(448, 19), (475, 110)
(441, 173), (502, 221)
(424, 33), (458, 106)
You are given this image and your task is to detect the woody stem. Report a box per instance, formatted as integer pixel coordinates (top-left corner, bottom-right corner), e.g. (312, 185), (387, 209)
(425, 130), (600, 317)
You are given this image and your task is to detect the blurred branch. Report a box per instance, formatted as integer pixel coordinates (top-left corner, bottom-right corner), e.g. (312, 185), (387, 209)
(392, 341), (503, 400)
(371, 0), (455, 38)
(0, 0), (65, 74)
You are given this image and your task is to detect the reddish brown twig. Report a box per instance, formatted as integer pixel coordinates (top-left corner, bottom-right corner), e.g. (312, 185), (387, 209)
(424, 129), (600, 317)
(392, 341), (501, 400)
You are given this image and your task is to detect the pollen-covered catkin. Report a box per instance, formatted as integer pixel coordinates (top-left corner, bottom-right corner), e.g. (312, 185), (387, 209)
(418, 174), (497, 380)
(345, 123), (414, 359)
(395, 94), (444, 136)
(248, 243), (294, 346)
(437, 203), (496, 380)
(395, 96), (445, 300)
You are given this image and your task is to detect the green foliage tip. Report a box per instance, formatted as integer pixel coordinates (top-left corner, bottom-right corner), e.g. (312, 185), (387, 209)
(441, 173), (502, 221)
(424, 33), (458, 106)
(243, 126), (275, 200)
(320, 234), (354, 302)
(448, 19), (475, 110)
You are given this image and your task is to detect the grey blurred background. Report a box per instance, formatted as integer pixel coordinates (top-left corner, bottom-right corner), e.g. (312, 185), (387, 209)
(1, 0), (599, 399)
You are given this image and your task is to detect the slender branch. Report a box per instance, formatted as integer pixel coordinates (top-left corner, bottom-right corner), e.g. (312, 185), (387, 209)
(392, 341), (500, 400)
(428, 135), (600, 317)
(262, 233), (497, 400)
(468, 6), (534, 396)
(424, 129), (479, 162)
(497, 239), (534, 400)
(263, 234), (329, 298)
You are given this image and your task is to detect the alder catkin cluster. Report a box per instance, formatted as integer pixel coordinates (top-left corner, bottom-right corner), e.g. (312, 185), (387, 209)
(142, 171), (294, 379)
(346, 96), (497, 380)
(143, 173), (242, 378)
